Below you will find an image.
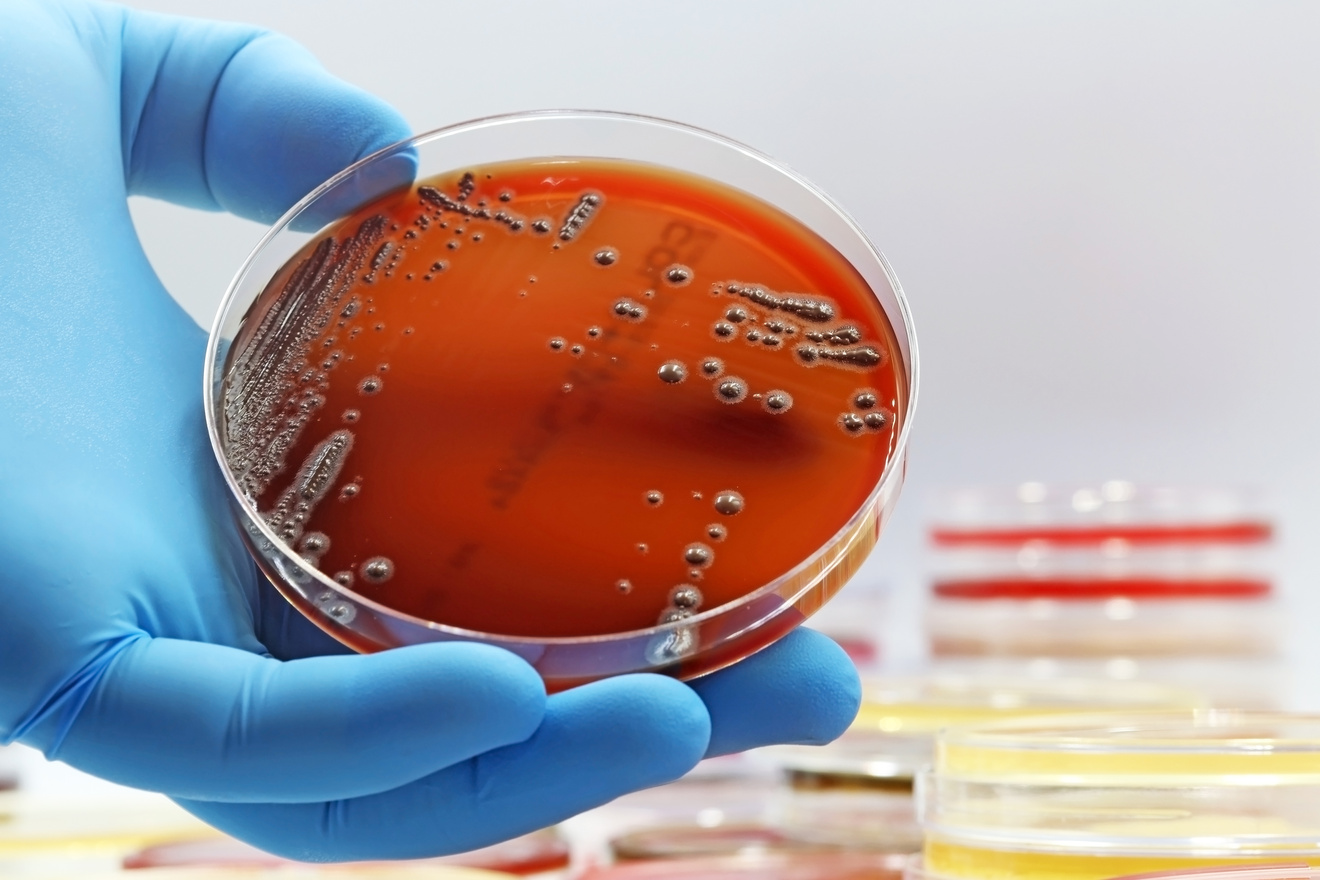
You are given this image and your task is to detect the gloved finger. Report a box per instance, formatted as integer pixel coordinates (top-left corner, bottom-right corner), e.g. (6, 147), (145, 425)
(43, 638), (544, 803)
(688, 627), (861, 757)
(118, 7), (413, 224)
(176, 674), (710, 862)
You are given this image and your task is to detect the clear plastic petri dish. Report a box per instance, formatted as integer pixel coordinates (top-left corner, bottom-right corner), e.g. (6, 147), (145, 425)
(609, 824), (831, 861)
(928, 483), (1274, 548)
(204, 110), (917, 689)
(1106, 867), (1320, 880)
(124, 827), (570, 875)
(580, 851), (910, 880)
(758, 675), (1202, 854)
(925, 484), (1278, 658)
(918, 712), (1320, 880)
(0, 790), (217, 856)
(59, 868), (511, 879)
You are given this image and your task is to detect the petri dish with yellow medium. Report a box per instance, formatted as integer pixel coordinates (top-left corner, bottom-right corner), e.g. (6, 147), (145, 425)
(919, 712), (1320, 880)
(756, 676), (1203, 854)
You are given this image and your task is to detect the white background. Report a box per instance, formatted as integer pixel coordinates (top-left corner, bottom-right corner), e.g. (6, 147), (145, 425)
(115, 2), (1320, 682)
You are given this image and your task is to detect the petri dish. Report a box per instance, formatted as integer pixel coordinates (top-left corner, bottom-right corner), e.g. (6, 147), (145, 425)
(125, 827), (569, 875)
(0, 790), (216, 856)
(928, 483), (1274, 548)
(759, 675), (1201, 854)
(610, 824), (830, 861)
(1106, 868), (1320, 880)
(204, 110), (918, 689)
(580, 851), (909, 880)
(919, 711), (1320, 880)
(925, 484), (1278, 658)
(904, 859), (1320, 880)
(28, 868), (512, 879)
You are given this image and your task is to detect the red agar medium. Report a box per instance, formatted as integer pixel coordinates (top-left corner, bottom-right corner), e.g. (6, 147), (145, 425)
(224, 158), (906, 639)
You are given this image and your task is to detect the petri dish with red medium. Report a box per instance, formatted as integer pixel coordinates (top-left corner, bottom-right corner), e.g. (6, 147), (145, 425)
(205, 111), (917, 688)
(924, 483), (1279, 658)
(580, 851), (910, 880)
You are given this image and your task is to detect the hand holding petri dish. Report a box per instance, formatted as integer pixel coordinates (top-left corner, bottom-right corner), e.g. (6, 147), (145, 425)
(205, 111), (917, 688)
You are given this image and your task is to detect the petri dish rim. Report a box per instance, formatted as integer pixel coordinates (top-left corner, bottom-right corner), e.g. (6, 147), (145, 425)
(202, 109), (919, 650)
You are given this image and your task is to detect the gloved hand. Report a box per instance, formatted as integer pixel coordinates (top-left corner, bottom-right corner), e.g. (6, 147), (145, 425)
(0, 0), (861, 862)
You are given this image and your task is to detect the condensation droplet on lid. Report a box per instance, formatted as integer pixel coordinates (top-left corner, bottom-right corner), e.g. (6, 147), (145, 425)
(361, 556), (394, 584)
(713, 491), (744, 516)
(657, 361), (687, 384)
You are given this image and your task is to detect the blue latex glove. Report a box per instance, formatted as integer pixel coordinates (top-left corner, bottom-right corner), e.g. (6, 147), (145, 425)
(0, 0), (861, 861)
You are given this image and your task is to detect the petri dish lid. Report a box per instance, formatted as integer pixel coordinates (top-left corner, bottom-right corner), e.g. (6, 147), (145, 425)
(935, 710), (1320, 785)
(1108, 867), (1320, 880)
(609, 824), (829, 860)
(928, 484), (1273, 548)
(854, 674), (1205, 734)
(760, 675), (1202, 786)
(580, 851), (909, 880)
(126, 828), (569, 875)
(61, 868), (509, 879)
(0, 791), (215, 854)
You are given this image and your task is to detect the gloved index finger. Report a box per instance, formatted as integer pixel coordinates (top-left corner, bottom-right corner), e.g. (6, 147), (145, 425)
(117, 6), (414, 225)
(27, 637), (544, 804)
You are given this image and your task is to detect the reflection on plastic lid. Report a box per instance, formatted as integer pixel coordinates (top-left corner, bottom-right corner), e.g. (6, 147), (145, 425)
(581, 851), (909, 879)
(126, 828), (569, 876)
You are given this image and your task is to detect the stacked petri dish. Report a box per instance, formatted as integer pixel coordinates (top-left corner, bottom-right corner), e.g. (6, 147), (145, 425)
(753, 674), (1203, 858)
(924, 483), (1284, 707)
(916, 711), (1320, 880)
